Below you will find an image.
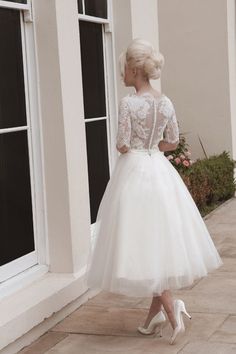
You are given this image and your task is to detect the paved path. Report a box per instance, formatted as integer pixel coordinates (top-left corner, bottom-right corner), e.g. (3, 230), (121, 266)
(20, 197), (236, 354)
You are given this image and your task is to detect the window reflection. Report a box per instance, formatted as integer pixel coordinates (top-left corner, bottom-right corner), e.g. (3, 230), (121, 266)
(79, 21), (106, 118)
(85, 0), (107, 19)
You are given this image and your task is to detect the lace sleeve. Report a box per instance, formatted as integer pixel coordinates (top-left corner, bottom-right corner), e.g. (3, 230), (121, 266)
(161, 98), (180, 144)
(116, 97), (131, 149)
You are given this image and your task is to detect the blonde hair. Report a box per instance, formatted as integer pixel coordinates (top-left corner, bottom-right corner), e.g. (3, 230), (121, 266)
(119, 38), (165, 80)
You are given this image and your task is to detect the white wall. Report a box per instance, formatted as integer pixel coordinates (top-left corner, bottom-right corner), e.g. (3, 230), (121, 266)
(130, 0), (161, 92)
(112, 0), (133, 99)
(34, 0), (91, 273)
(158, 0), (232, 160)
(227, 0), (236, 165)
(112, 0), (162, 100)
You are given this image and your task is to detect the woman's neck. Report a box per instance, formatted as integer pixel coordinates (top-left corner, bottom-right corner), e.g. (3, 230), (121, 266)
(134, 81), (153, 94)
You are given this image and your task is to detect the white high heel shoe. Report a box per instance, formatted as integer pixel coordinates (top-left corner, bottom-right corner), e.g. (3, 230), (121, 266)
(137, 309), (166, 336)
(169, 299), (192, 345)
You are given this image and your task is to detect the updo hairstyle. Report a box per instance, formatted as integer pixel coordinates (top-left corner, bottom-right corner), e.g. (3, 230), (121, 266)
(119, 38), (165, 80)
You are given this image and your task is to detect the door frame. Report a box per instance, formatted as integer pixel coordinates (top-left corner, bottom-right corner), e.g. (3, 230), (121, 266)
(0, 4), (47, 284)
(78, 0), (118, 235)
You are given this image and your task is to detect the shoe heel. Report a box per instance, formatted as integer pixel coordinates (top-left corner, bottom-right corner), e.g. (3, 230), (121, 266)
(182, 306), (192, 320)
(157, 323), (164, 337)
(183, 310), (192, 319)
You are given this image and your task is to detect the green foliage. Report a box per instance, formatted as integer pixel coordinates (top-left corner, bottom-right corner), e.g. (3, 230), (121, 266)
(180, 151), (236, 213)
(164, 133), (236, 215)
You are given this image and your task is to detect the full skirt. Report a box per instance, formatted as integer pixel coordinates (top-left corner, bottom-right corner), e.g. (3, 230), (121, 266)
(85, 148), (223, 297)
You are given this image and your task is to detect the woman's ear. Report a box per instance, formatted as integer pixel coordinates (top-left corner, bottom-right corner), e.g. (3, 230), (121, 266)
(132, 68), (137, 76)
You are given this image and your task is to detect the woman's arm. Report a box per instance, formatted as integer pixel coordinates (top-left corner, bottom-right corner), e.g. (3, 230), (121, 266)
(158, 140), (179, 152)
(116, 97), (131, 154)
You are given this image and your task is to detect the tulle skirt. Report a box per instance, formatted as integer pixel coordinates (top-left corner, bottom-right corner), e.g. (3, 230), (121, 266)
(85, 148), (223, 297)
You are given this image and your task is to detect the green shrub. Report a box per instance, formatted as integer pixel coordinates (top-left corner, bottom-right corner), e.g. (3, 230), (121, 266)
(164, 134), (236, 214)
(180, 151), (236, 211)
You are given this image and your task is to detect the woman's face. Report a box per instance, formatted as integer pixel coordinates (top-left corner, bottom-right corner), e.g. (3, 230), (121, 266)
(123, 63), (136, 86)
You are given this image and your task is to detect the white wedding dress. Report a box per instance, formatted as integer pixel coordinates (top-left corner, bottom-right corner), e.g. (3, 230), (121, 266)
(85, 92), (223, 297)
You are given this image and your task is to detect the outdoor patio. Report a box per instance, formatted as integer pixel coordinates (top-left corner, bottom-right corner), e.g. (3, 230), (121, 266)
(19, 197), (236, 354)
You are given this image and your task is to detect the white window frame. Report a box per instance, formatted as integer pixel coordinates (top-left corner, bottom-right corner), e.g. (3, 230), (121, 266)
(0, 0), (29, 10)
(78, 0), (118, 237)
(0, 5), (47, 286)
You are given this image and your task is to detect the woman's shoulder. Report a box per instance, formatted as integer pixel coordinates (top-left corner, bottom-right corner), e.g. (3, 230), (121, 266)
(119, 92), (175, 116)
(121, 91), (171, 102)
(158, 94), (175, 118)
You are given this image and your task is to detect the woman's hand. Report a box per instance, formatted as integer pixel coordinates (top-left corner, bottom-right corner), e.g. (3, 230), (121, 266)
(158, 140), (179, 152)
(116, 144), (130, 154)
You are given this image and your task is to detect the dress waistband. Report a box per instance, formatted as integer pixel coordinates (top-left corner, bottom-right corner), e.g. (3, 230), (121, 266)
(129, 148), (161, 155)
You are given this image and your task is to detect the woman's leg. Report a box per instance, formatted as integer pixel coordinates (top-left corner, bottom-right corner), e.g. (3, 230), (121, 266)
(159, 290), (177, 329)
(143, 295), (162, 328)
(143, 290), (177, 329)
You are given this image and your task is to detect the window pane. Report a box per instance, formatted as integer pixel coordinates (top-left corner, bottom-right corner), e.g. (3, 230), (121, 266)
(0, 8), (27, 129)
(85, 0), (107, 18)
(1, 1), (27, 5)
(79, 21), (106, 118)
(77, 0), (83, 13)
(85, 120), (110, 224)
(0, 131), (34, 266)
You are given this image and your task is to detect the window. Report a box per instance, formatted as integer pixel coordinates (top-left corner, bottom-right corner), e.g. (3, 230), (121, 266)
(0, 5), (43, 281)
(78, 0), (83, 14)
(78, 0), (108, 19)
(0, 131), (34, 265)
(80, 22), (106, 119)
(79, 20), (110, 224)
(1, 0), (27, 4)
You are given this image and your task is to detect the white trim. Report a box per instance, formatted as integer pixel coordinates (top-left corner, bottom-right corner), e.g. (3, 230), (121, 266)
(82, 0), (85, 14)
(0, 264), (48, 300)
(21, 10), (48, 265)
(85, 116), (108, 122)
(102, 25), (112, 175)
(78, 13), (109, 24)
(31, 0), (50, 266)
(0, 125), (28, 134)
(0, 0), (29, 11)
(103, 0), (119, 168)
(20, 11), (39, 271)
(0, 251), (37, 283)
(0, 271), (92, 351)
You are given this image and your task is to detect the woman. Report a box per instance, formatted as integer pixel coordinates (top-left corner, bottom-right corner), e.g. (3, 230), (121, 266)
(85, 38), (223, 345)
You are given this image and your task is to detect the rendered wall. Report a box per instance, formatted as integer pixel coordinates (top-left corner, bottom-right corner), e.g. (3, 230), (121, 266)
(158, 0), (232, 159)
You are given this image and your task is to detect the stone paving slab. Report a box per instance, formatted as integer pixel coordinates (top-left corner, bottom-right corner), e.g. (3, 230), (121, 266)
(172, 274), (236, 315)
(19, 197), (236, 354)
(19, 333), (68, 354)
(40, 334), (188, 354)
(178, 340), (236, 354)
(208, 315), (236, 344)
(216, 257), (236, 273)
(85, 291), (143, 309)
(50, 304), (227, 341)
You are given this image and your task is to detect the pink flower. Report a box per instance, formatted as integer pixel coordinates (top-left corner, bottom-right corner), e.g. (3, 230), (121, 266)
(174, 157), (181, 164)
(180, 154), (186, 160)
(167, 155), (174, 160)
(183, 160), (190, 167)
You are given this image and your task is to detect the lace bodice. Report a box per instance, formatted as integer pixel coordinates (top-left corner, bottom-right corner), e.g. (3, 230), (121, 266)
(116, 92), (179, 152)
